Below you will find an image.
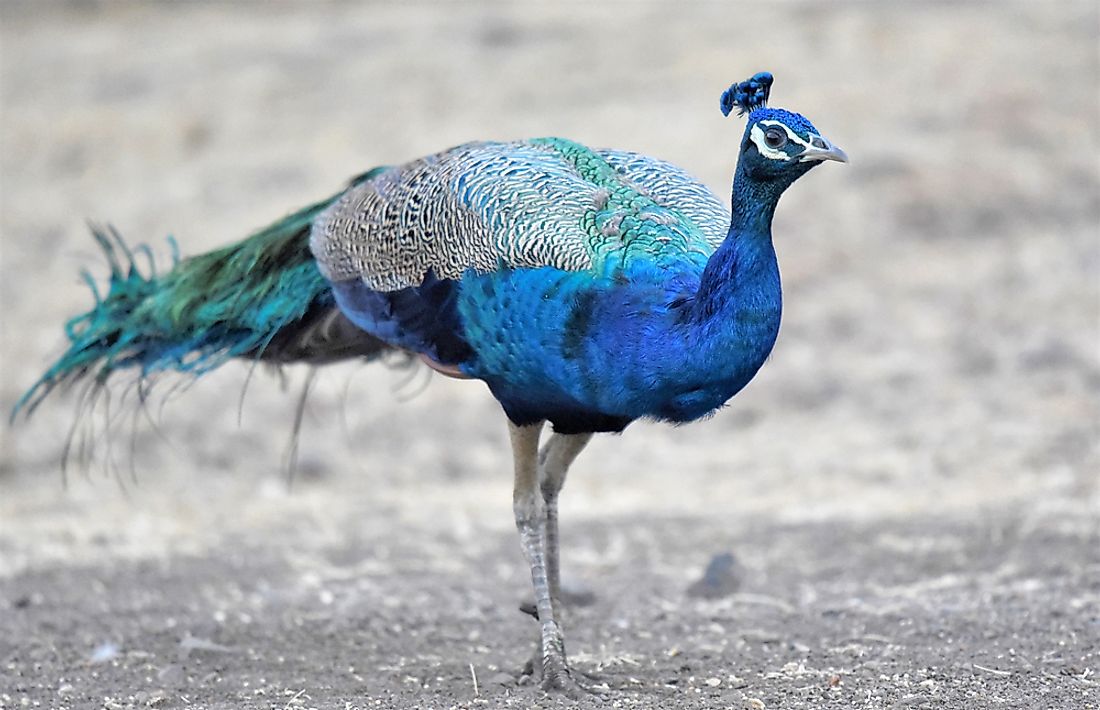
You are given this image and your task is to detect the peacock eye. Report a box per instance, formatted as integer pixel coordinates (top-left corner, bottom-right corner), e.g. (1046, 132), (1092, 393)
(764, 128), (787, 149)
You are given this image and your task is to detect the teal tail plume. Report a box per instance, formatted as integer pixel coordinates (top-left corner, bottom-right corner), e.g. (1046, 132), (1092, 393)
(14, 174), (391, 419)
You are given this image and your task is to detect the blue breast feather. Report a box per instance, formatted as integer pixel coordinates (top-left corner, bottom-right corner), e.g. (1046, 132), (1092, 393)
(332, 254), (781, 434)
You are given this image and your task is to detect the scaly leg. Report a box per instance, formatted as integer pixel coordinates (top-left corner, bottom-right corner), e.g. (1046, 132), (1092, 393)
(539, 432), (593, 622)
(509, 421), (590, 695)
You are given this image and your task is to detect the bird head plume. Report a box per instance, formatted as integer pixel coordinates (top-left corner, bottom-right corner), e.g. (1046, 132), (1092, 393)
(721, 72), (848, 191)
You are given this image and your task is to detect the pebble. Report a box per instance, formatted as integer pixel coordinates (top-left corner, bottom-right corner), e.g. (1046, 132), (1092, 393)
(687, 552), (745, 598)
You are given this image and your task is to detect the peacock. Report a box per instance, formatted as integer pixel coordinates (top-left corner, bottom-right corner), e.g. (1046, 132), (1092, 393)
(17, 72), (846, 694)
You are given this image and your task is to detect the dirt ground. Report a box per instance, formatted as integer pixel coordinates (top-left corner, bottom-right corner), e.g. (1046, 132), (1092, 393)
(1, 2), (1098, 709)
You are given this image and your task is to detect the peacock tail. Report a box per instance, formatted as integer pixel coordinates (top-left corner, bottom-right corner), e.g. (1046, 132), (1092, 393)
(14, 169), (391, 417)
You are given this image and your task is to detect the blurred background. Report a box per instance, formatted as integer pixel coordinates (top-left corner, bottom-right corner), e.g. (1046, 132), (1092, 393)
(1, 2), (1097, 708)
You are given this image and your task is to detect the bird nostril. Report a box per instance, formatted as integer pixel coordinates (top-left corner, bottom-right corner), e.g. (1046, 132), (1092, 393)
(810, 136), (827, 149)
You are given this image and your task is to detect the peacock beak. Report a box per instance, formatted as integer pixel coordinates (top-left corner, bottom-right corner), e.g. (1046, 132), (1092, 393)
(798, 134), (848, 164)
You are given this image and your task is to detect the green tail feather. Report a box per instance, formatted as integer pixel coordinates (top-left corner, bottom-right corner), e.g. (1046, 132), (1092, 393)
(14, 171), (386, 419)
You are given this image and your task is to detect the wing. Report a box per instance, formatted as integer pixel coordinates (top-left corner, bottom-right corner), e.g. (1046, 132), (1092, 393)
(596, 149), (729, 252)
(310, 138), (730, 291)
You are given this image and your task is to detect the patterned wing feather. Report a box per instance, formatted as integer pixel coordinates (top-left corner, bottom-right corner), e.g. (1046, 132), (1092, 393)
(597, 149), (729, 251)
(310, 139), (729, 291)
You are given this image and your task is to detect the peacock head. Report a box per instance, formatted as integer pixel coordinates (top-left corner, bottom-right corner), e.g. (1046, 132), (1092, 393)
(720, 72), (847, 189)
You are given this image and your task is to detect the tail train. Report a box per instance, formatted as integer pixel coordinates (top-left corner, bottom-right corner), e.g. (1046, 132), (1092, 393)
(15, 171), (392, 418)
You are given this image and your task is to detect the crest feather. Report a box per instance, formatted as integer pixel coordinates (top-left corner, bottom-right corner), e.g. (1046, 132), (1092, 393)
(720, 72), (774, 117)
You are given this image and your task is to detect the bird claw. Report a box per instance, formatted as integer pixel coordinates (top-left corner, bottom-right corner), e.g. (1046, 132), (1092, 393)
(518, 602), (606, 693)
(540, 663), (607, 698)
(523, 656), (605, 685)
(520, 642), (607, 695)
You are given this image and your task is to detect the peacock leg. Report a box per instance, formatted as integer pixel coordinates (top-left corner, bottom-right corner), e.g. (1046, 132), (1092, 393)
(509, 421), (588, 695)
(539, 432), (593, 622)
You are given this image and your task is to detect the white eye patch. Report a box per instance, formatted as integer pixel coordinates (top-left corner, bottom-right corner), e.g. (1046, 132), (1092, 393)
(749, 120), (815, 161)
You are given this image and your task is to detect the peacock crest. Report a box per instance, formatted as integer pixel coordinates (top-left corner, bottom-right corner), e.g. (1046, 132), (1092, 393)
(720, 71), (774, 117)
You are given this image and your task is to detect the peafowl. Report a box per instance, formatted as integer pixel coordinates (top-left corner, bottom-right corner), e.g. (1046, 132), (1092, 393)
(17, 72), (846, 694)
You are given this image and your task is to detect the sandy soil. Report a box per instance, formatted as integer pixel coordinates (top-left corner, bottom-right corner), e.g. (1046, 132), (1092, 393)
(1, 2), (1098, 708)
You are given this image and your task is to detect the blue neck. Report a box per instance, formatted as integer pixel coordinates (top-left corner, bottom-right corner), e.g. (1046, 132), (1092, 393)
(690, 166), (782, 325)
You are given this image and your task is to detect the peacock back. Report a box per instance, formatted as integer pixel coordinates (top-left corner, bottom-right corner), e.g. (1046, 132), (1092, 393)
(310, 138), (729, 290)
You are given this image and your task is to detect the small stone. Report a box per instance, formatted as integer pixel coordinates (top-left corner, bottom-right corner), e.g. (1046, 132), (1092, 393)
(687, 552), (745, 598)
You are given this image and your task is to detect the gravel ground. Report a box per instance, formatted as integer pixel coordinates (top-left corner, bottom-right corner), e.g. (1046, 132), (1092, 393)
(1, 3), (1098, 709)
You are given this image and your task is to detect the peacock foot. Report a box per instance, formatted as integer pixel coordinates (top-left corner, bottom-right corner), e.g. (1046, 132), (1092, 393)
(520, 622), (606, 697)
(519, 602), (605, 688)
(539, 657), (606, 698)
(521, 643), (606, 687)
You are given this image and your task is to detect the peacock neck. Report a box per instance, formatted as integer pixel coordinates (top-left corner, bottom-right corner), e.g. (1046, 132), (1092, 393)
(689, 169), (783, 326)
